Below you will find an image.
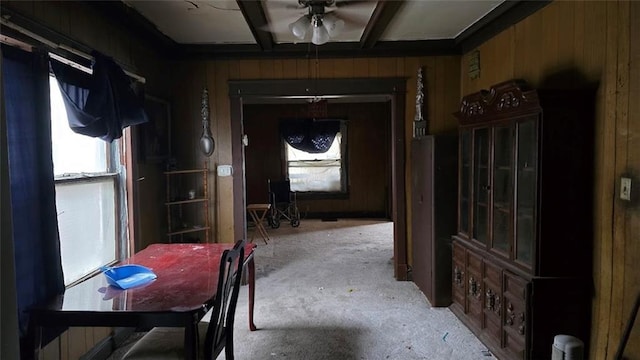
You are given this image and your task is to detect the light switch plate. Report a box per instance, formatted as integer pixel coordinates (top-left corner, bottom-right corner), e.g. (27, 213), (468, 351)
(620, 177), (632, 201)
(217, 165), (233, 177)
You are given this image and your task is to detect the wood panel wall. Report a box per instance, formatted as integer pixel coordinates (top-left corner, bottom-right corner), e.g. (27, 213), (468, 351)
(243, 102), (391, 217)
(2, 1), (172, 359)
(460, 1), (640, 358)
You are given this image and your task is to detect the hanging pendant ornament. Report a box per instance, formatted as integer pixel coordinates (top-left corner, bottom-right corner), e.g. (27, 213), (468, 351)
(199, 88), (215, 156)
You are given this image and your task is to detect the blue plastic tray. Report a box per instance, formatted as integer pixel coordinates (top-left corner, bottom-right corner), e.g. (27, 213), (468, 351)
(101, 264), (157, 289)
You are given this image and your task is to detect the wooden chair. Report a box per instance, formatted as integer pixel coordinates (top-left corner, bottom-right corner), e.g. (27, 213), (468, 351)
(122, 240), (245, 360)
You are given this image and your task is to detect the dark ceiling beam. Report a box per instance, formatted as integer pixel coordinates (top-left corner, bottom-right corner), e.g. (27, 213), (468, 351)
(236, 0), (273, 51)
(359, 0), (405, 49)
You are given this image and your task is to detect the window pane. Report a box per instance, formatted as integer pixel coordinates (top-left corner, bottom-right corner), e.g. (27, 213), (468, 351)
(289, 160), (341, 192)
(50, 77), (107, 176)
(56, 180), (116, 285)
(287, 133), (343, 192)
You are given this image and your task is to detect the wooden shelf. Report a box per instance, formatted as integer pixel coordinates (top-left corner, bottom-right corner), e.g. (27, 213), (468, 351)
(165, 163), (209, 243)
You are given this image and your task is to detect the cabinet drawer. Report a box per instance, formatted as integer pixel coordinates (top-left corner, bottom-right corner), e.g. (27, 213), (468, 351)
(503, 271), (527, 358)
(452, 258), (465, 308)
(467, 250), (483, 273)
(453, 241), (466, 263)
(484, 260), (502, 286)
(504, 271), (527, 301)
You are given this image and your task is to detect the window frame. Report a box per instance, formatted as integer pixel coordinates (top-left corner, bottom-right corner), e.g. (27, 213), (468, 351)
(49, 69), (129, 287)
(282, 121), (349, 199)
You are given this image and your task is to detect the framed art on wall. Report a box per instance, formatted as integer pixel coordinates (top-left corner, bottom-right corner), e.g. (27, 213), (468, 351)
(139, 95), (171, 163)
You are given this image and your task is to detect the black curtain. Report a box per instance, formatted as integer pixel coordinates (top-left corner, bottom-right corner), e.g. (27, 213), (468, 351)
(50, 51), (147, 142)
(279, 118), (340, 153)
(2, 45), (66, 352)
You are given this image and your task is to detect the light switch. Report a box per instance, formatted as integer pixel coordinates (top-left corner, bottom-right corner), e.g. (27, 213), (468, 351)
(620, 177), (632, 201)
(217, 165), (233, 177)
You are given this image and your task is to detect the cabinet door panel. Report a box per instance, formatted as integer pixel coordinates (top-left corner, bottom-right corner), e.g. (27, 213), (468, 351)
(483, 260), (502, 345)
(459, 131), (472, 236)
(491, 125), (512, 255)
(503, 271), (527, 358)
(452, 242), (466, 310)
(466, 250), (483, 328)
(473, 128), (490, 246)
(515, 119), (538, 266)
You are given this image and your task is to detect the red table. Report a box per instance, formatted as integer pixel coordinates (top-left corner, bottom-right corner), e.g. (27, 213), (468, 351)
(29, 242), (257, 359)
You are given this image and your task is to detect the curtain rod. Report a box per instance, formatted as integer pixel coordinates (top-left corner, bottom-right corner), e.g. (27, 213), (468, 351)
(0, 16), (146, 84)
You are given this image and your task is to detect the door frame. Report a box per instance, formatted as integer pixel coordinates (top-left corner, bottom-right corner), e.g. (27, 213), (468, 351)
(228, 78), (409, 280)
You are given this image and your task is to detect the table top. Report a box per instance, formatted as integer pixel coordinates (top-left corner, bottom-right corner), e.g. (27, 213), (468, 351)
(247, 203), (270, 211)
(32, 243), (255, 317)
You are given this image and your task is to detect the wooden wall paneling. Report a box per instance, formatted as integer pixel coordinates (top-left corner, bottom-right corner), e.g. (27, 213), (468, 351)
(280, 59), (298, 78)
(592, 1), (621, 358)
(248, 59), (264, 79)
(213, 61), (235, 243)
(258, 59), (275, 78)
(368, 58), (379, 77)
(352, 58), (370, 78)
(272, 59), (284, 78)
(376, 57), (397, 77)
(317, 58), (334, 78)
(333, 58), (354, 78)
(623, 4), (640, 358)
(513, 9), (544, 85)
(540, 2), (560, 73)
(296, 58), (310, 79)
(556, 1), (576, 72)
(611, 0), (630, 356)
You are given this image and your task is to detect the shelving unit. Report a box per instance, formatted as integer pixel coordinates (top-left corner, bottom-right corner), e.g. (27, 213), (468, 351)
(165, 164), (209, 243)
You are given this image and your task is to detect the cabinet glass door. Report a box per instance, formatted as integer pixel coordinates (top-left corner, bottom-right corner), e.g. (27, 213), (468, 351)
(459, 130), (471, 236)
(515, 119), (537, 266)
(473, 128), (489, 246)
(491, 125), (512, 255)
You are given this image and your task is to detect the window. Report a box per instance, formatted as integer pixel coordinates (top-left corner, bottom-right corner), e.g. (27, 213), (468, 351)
(50, 75), (126, 286)
(285, 130), (347, 193)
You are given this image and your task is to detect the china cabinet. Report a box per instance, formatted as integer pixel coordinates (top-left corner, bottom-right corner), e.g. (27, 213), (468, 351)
(165, 164), (210, 243)
(451, 80), (594, 359)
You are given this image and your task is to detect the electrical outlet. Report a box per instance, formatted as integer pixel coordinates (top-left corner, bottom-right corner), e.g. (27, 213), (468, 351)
(620, 177), (632, 201)
(217, 165), (233, 177)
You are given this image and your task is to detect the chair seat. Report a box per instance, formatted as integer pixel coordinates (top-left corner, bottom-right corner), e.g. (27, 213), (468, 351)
(122, 322), (209, 360)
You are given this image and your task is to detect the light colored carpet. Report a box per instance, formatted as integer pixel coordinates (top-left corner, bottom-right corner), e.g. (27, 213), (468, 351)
(108, 219), (492, 360)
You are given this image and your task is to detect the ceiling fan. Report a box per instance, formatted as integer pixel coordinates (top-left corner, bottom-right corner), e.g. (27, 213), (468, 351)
(266, 0), (371, 45)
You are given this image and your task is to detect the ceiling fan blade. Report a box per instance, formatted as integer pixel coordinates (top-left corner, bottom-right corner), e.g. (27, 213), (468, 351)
(264, 0), (306, 10)
(329, 8), (370, 29)
(333, 0), (375, 8)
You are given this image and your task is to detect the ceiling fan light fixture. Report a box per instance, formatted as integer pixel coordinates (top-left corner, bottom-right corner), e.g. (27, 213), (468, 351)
(311, 14), (330, 45)
(322, 12), (344, 37)
(289, 15), (311, 40)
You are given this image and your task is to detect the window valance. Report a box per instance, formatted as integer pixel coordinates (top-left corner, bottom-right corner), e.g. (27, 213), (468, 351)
(279, 118), (341, 154)
(50, 51), (147, 142)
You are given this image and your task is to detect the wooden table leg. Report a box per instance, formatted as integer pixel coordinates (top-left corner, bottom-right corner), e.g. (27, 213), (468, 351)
(184, 322), (198, 359)
(248, 256), (257, 331)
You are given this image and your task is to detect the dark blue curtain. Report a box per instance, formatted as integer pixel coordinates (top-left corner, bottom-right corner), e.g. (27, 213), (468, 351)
(50, 50), (147, 142)
(2, 45), (65, 350)
(279, 118), (340, 153)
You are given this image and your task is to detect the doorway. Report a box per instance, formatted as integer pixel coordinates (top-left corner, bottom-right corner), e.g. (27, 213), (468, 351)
(229, 78), (409, 280)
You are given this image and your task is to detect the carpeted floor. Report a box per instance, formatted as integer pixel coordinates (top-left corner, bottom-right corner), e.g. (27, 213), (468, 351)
(108, 219), (492, 360)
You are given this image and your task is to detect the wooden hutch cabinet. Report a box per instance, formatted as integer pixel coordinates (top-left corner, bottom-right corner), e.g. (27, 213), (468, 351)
(450, 80), (594, 360)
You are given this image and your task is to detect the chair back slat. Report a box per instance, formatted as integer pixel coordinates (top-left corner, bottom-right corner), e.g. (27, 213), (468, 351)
(203, 239), (245, 360)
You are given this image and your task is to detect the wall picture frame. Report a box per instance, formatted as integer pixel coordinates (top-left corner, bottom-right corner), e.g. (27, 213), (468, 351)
(139, 95), (171, 163)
